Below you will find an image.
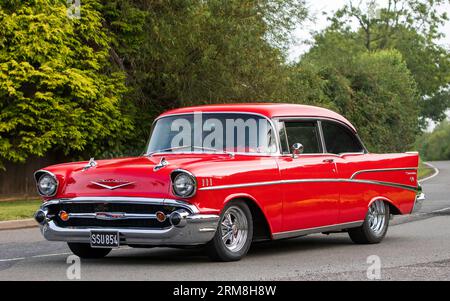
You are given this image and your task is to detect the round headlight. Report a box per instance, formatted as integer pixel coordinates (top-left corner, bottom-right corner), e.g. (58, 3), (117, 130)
(172, 172), (196, 198)
(37, 174), (58, 196)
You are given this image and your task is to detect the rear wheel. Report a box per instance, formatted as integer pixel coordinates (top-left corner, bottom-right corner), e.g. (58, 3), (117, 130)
(67, 243), (111, 259)
(206, 202), (253, 262)
(348, 200), (390, 244)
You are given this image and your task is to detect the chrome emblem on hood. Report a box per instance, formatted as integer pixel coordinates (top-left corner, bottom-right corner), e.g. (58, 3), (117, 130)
(83, 158), (97, 171)
(91, 180), (135, 190)
(153, 157), (169, 171)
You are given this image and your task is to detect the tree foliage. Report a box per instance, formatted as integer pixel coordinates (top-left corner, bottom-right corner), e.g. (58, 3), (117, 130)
(0, 0), (132, 167)
(100, 0), (307, 152)
(0, 0), (447, 166)
(327, 0), (450, 126)
(289, 49), (420, 152)
(416, 120), (450, 160)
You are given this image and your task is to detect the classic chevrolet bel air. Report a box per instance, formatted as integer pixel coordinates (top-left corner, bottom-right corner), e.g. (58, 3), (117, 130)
(34, 104), (425, 261)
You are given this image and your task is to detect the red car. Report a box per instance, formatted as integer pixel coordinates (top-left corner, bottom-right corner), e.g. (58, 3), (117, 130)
(34, 104), (424, 261)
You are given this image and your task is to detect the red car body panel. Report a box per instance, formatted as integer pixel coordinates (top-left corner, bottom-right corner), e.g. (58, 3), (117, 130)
(38, 104), (420, 240)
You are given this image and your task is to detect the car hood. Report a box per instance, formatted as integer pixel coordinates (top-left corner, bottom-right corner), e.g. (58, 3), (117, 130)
(42, 154), (233, 199)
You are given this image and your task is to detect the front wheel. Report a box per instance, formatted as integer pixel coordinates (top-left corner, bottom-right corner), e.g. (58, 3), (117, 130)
(67, 243), (111, 259)
(206, 202), (253, 262)
(348, 200), (390, 244)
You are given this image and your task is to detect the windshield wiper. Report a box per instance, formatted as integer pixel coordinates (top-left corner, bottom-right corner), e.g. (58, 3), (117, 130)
(147, 145), (234, 157)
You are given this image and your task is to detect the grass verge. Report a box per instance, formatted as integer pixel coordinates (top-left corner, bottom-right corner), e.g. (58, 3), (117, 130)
(0, 199), (42, 222)
(418, 160), (435, 180)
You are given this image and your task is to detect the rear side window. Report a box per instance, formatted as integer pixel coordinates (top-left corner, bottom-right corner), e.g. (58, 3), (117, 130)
(284, 121), (322, 154)
(321, 121), (364, 154)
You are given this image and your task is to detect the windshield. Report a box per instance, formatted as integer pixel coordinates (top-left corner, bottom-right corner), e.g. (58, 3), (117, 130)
(146, 113), (277, 155)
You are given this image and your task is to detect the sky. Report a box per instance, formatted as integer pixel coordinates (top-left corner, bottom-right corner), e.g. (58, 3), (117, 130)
(288, 0), (450, 130)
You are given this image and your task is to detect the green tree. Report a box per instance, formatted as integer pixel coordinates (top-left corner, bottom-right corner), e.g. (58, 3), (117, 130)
(416, 120), (450, 160)
(101, 0), (307, 153)
(327, 0), (450, 126)
(0, 0), (132, 168)
(293, 48), (420, 152)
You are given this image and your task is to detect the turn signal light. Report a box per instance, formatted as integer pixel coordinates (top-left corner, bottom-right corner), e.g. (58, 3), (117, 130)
(156, 211), (166, 223)
(59, 210), (70, 221)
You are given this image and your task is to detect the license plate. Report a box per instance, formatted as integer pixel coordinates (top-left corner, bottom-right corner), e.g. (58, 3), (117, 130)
(90, 231), (120, 248)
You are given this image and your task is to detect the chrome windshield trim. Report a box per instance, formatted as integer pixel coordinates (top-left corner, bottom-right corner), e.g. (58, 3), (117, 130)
(350, 167), (418, 180)
(147, 111), (281, 156)
(41, 197), (199, 214)
(199, 178), (419, 192)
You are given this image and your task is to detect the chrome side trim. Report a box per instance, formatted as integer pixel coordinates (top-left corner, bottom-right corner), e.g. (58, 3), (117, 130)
(350, 179), (418, 192)
(199, 178), (419, 192)
(41, 197), (200, 214)
(273, 221), (364, 240)
(350, 167), (418, 180)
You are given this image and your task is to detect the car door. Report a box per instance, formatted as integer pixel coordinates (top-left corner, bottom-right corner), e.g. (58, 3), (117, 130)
(320, 120), (367, 224)
(275, 119), (340, 233)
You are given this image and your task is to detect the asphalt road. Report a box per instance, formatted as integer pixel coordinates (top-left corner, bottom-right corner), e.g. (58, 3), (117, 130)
(0, 161), (449, 281)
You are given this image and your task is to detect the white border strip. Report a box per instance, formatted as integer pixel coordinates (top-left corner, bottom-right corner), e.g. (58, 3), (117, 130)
(419, 162), (440, 183)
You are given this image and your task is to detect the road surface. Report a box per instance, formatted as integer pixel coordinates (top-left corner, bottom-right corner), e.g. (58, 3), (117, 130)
(0, 161), (449, 281)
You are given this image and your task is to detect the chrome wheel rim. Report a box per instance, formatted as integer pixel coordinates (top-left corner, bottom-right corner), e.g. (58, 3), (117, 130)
(368, 200), (386, 235)
(220, 206), (248, 252)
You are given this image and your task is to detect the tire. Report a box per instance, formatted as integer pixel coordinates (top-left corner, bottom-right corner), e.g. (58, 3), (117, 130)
(348, 200), (390, 244)
(206, 202), (253, 262)
(67, 243), (111, 259)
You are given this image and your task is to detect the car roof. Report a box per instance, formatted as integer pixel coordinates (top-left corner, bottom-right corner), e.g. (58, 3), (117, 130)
(159, 103), (356, 132)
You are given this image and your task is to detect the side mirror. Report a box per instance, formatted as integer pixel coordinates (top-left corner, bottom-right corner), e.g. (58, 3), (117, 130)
(291, 143), (304, 158)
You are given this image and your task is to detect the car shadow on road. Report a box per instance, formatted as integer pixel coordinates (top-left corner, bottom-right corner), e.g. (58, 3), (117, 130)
(89, 233), (356, 265)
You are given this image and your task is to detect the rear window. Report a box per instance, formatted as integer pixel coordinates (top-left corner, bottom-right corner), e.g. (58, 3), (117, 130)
(321, 121), (364, 154)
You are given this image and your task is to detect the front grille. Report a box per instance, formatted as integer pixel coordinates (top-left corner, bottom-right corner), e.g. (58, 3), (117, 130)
(57, 217), (171, 229)
(46, 201), (185, 229)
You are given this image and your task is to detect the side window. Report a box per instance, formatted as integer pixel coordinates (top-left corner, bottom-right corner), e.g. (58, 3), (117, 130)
(284, 121), (322, 154)
(276, 121), (290, 154)
(321, 121), (364, 154)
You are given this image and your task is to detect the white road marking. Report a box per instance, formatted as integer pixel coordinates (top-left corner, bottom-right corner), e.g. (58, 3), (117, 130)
(0, 246), (131, 263)
(0, 257), (25, 262)
(419, 162), (440, 183)
(31, 252), (71, 258)
(431, 207), (450, 213)
(0, 253), (69, 263)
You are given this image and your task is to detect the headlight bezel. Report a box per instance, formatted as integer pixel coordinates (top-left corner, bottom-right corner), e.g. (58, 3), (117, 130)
(34, 170), (59, 197)
(171, 169), (197, 198)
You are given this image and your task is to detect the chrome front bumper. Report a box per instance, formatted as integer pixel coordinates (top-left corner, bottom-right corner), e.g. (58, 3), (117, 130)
(36, 198), (219, 246)
(412, 192), (425, 214)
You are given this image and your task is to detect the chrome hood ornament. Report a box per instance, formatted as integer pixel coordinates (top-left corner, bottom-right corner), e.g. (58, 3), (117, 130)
(91, 180), (135, 190)
(83, 158), (97, 171)
(154, 157), (169, 171)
